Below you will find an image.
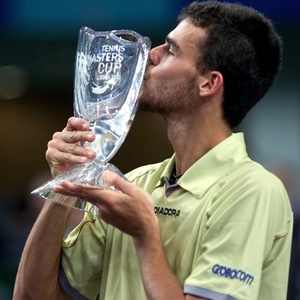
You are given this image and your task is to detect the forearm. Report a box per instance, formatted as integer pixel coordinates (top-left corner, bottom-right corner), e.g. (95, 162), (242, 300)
(13, 200), (73, 299)
(133, 222), (185, 300)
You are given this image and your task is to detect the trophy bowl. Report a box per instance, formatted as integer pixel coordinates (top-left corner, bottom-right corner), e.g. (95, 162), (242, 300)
(32, 27), (151, 214)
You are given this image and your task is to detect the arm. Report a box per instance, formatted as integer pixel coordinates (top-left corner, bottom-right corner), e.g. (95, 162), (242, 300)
(13, 117), (96, 299)
(53, 172), (206, 300)
(133, 209), (204, 300)
(14, 201), (72, 299)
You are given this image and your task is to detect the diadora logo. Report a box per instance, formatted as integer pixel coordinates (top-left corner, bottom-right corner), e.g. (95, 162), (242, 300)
(154, 206), (181, 217)
(212, 264), (254, 285)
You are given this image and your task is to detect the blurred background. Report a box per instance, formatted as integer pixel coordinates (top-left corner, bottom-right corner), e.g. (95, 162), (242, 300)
(0, 0), (299, 298)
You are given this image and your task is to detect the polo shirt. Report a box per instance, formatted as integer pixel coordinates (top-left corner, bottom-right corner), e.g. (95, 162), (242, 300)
(59, 133), (293, 300)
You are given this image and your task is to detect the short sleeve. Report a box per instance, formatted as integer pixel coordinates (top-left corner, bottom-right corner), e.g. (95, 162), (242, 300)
(60, 212), (107, 299)
(184, 171), (293, 300)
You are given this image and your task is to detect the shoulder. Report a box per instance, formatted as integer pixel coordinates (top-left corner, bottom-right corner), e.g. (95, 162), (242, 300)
(229, 158), (287, 194)
(125, 158), (170, 181)
(207, 158), (292, 239)
(218, 158), (292, 223)
(209, 157), (292, 220)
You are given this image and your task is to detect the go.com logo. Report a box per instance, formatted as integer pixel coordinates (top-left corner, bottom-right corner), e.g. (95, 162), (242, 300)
(212, 264), (254, 285)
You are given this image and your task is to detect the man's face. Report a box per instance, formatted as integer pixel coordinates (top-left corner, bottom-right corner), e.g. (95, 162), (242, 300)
(138, 20), (206, 116)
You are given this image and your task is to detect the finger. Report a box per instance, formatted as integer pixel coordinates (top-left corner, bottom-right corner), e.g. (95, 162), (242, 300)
(102, 171), (135, 196)
(65, 117), (90, 132)
(46, 140), (96, 169)
(54, 181), (108, 208)
(60, 129), (96, 145)
(46, 148), (89, 168)
(49, 134), (96, 158)
(53, 181), (88, 198)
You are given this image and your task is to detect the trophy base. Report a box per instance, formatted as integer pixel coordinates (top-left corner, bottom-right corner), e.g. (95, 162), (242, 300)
(31, 160), (125, 215)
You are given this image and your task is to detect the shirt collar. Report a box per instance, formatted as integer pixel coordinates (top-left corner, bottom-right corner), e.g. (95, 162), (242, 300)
(163, 133), (248, 199)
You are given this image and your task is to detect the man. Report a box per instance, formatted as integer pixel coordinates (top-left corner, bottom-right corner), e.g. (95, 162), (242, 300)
(14, 1), (293, 299)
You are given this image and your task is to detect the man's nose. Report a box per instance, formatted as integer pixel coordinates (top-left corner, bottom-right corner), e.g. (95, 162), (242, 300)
(148, 44), (164, 66)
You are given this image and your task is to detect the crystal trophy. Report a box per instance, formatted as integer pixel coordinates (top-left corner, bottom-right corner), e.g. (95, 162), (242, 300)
(32, 27), (151, 214)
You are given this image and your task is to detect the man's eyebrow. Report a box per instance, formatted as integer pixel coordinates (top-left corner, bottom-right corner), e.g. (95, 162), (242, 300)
(166, 36), (180, 50)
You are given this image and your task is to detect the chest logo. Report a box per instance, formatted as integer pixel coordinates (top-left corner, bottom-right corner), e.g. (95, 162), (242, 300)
(154, 206), (181, 217)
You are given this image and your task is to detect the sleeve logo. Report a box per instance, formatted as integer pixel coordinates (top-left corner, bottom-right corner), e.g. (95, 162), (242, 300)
(212, 264), (254, 285)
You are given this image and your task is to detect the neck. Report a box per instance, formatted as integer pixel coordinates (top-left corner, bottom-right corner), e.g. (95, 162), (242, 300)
(166, 112), (232, 175)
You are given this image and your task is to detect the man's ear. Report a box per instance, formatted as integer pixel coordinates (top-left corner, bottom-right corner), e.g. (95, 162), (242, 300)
(198, 71), (223, 97)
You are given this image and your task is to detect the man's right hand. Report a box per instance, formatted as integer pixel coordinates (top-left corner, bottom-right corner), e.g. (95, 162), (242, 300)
(46, 117), (97, 177)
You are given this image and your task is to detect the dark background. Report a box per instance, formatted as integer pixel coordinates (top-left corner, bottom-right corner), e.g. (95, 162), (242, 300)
(0, 0), (299, 193)
(0, 0), (299, 298)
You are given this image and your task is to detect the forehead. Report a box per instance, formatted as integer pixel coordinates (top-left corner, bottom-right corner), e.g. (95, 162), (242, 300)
(168, 19), (206, 55)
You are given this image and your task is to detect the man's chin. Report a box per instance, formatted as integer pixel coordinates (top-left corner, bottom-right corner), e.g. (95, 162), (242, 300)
(137, 101), (155, 113)
(138, 101), (165, 115)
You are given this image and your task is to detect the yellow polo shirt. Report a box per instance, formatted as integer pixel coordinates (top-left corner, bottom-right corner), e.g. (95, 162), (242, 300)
(60, 133), (293, 300)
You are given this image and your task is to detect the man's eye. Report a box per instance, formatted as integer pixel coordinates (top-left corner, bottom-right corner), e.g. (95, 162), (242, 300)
(168, 47), (174, 55)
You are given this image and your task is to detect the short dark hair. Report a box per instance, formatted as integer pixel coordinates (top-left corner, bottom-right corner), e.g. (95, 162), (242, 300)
(178, 1), (283, 128)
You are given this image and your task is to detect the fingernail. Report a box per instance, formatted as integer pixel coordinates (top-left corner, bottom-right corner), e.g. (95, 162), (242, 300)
(87, 150), (95, 157)
(102, 170), (111, 181)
